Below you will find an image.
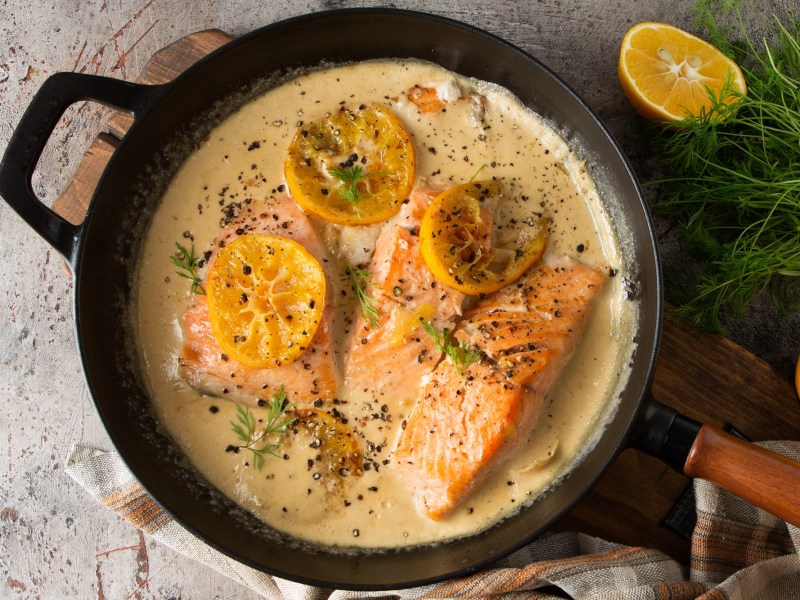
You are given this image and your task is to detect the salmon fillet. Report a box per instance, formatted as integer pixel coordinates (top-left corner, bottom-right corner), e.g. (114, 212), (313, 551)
(344, 187), (465, 396)
(179, 297), (336, 406)
(392, 260), (605, 519)
(178, 196), (338, 407)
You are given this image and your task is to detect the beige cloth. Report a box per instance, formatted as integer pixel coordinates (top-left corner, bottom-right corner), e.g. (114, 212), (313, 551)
(65, 442), (800, 599)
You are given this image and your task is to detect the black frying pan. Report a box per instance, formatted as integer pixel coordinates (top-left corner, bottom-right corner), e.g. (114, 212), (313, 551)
(2, 8), (798, 590)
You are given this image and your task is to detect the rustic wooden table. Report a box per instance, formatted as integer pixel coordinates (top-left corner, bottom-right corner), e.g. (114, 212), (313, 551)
(1, 1), (797, 598)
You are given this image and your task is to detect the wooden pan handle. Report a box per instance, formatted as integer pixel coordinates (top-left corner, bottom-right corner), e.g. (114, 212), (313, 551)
(684, 423), (800, 528)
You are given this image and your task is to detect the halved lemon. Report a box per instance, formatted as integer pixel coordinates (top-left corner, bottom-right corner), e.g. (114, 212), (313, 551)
(618, 22), (746, 122)
(795, 354), (799, 400)
(206, 233), (326, 368)
(284, 104), (415, 225)
(419, 180), (548, 295)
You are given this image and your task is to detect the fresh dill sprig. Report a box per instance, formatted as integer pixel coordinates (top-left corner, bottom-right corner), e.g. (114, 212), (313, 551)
(170, 241), (206, 295)
(230, 386), (296, 471)
(328, 165), (387, 215)
(649, 1), (800, 332)
(422, 321), (481, 380)
(346, 264), (380, 328)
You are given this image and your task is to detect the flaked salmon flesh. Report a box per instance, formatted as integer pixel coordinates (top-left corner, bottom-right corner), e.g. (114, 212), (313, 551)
(178, 196), (338, 408)
(392, 260), (605, 520)
(343, 187), (465, 396)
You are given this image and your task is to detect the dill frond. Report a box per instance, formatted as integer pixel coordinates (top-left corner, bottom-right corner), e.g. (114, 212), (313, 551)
(422, 321), (481, 380)
(346, 264), (380, 328)
(171, 241), (206, 295)
(651, 2), (800, 331)
(230, 386), (296, 470)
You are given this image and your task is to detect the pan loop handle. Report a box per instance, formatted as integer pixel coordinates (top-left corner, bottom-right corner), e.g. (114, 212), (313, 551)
(0, 73), (162, 268)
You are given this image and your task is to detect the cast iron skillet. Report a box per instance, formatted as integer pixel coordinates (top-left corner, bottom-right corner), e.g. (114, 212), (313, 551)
(2, 8), (799, 590)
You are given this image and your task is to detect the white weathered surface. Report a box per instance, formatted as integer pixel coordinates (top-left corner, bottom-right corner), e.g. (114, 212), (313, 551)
(0, 0), (797, 598)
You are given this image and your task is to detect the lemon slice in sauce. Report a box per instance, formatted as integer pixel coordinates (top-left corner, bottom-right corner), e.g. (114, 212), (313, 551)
(206, 233), (326, 368)
(420, 180), (548, 295)
(285, 104), (415, 225)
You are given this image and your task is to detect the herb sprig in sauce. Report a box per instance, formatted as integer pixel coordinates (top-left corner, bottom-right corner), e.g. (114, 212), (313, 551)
(230, 386), (296, 470)
(171, 241), (206, 295)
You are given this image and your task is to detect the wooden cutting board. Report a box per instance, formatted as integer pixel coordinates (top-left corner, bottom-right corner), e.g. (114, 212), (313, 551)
(52, 30), (800, 563)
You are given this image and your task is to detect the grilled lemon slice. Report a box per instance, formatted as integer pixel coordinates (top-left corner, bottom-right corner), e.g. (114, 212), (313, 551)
(285, 104), (415, 225)
(206, 233), (326, 368)
(420, 180), (548, 295)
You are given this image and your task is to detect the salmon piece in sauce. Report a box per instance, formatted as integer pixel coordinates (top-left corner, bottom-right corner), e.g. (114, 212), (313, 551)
(407, 86), (449, 113)
(392, 260), (605, 520)
(178, 196), (338, 407)
(344, 187), (465, 396)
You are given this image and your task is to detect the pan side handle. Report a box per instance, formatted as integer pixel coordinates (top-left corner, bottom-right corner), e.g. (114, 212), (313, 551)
(633, 400), (800, 528)
(0, 73), (162, 267)
(684, 423), (800, 528)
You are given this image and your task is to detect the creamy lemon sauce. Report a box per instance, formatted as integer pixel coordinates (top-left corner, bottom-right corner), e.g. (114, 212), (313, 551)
(135, 60), (637, 548)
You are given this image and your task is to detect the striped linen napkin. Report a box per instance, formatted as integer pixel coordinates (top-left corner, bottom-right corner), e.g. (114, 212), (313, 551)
(65, 442), (800, 599)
